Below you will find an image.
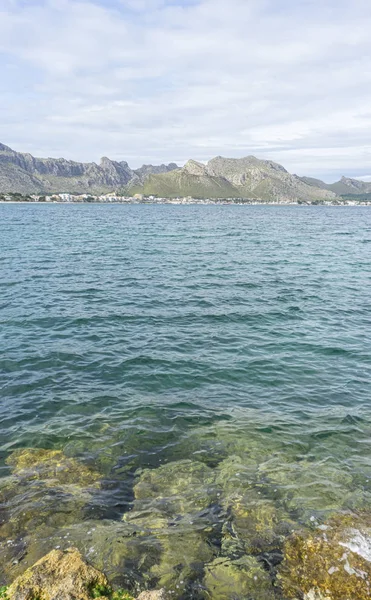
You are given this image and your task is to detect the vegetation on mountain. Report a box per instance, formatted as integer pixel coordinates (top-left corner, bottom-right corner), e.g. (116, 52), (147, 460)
(1, 141), (370, 202)
(300, 174), (371, 196)
(137, 156), (339, 202)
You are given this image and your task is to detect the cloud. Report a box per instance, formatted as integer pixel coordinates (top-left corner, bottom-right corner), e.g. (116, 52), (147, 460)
(0, 0), (371, 180)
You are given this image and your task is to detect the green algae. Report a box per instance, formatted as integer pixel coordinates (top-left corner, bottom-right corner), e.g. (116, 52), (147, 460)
(89, 582), (113, 598)
(110, 592), (135, 600)
(89, 583), (135, 600)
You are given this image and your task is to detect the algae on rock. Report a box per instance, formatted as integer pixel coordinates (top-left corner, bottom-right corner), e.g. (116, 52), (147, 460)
(123, 459), (226, 598)
(215, 456), (296, 556)
(15, 520), (161, 593)
(6, 548), (110, 600)
(6, 449), (101, 487)
(0, 448), (103, 580)
(215, 455), (257, 500)
(279, 513), (371, 599)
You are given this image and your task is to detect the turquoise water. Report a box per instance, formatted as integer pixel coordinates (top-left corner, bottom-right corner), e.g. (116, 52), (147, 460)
(1, 204), (371, 597)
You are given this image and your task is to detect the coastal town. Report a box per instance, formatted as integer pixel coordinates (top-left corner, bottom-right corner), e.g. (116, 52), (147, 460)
(1, 192), (370, 205)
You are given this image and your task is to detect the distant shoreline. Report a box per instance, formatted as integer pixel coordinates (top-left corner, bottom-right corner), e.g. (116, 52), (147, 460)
(1, 200), (370, 206)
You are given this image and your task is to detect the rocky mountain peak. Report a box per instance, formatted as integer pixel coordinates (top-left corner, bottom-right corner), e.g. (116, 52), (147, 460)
(0, 142), (13, 153)
(184, 159), (207, 177)
(100, 156), (114, 166)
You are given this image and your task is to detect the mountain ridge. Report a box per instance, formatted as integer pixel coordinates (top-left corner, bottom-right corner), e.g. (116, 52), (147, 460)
(0, 143), (178, 195)
(137, 155), (339, 202)
(0, 141), (368, 200)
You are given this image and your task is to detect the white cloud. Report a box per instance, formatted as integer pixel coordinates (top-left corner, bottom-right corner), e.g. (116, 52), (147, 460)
(0, 0), (371, 180)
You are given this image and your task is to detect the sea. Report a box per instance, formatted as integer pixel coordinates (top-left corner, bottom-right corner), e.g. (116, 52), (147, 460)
(1, 203), (371, 598)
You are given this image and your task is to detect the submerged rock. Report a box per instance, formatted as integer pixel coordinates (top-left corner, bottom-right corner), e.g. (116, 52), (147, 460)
(150, 527), (215, 597)
(0, 453), (104, 580)
(133, 460), (218, 516)
(6, 449), (101, 487)
(222, 494), (296, 557)
(257, 458), (353, 522)
(215, 455), (257, 495)
(0, 449), (103, 567)
(128, 460), (223, 596)
(279, 513), (371, 599)
(123, 509), (219, 597)
(203, 556), (274, 600)
(6, 547), (110, 600)
(215, 456), (296, 557)
(0, 480), (93, 541)
(13, 520), (161, 592)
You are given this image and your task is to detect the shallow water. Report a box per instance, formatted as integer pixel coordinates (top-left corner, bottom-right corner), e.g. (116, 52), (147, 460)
(1, 204), (371, 597)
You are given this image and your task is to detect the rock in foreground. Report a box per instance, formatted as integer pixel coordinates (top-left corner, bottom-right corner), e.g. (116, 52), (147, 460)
(279, 513), (371, 599)
(6, 548), (110, 600)
(137, 592), (167, 600)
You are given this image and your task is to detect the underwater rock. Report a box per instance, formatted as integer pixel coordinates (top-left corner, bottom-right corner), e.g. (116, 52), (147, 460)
(0, 480), (94, 542)
(215, 455), (257, 497)
(228, 494), (297, 555)
(150, 527), (215, 598)
(6, 547), (110, 600)
(203, 556), (275, 600)
(257, 459), (353, 522)
(169, 428), (230, 468)
(133, 460), (218, 516)
(63, 441), (117, 476)
(124, 510), (218, 598)
(13, 520), (161, 592)
(6, 448), (101, 487)
(214, 457), (296, 556)
(0, 449), (103, 568)
(128, 460), (224, 596)
(220, 500), (292, 558)
(211, 428), (286, 467)
(279, 513), (371, 599)
(123, 510), (170, 534)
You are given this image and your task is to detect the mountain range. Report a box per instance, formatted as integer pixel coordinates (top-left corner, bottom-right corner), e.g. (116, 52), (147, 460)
(1, 141), (370, 202)
(0, 142), (178, 196)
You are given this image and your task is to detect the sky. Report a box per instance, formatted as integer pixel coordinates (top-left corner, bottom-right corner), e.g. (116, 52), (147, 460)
(0, 0), (371, 181)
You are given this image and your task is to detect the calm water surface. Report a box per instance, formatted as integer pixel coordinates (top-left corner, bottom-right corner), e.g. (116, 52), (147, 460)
(0, 204), (371, 597)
